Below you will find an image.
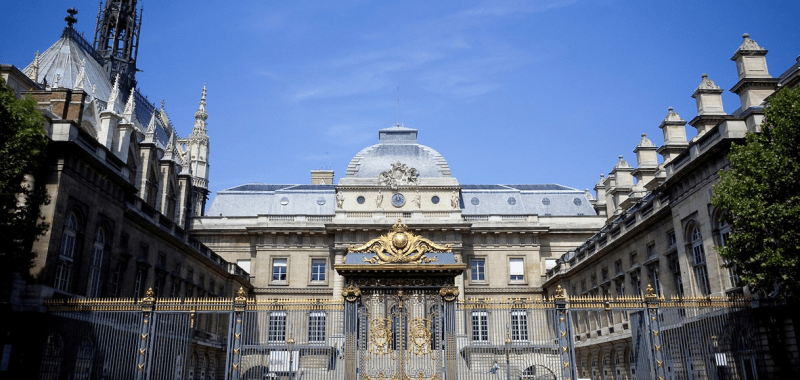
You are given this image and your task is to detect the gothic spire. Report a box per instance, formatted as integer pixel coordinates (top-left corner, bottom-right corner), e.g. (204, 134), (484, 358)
(106, 74), (120, 112)
(28, 51), (39, 82)
(192, 84), (208, 133)
(93, 0), (141, 96)
(122, 88), (136, 122)
(143, 110), (157, 144)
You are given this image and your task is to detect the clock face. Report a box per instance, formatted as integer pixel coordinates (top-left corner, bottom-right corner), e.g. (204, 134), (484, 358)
(391, 193), (405, 207)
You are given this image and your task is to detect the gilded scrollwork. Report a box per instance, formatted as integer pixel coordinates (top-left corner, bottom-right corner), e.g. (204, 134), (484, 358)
(369, 317), (393, 356)
(408, 318), (432, 356)
(348, 219), (451, 264)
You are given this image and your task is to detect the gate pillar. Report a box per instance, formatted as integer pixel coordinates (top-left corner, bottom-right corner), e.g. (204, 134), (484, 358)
(228, 287), (247, 380)
(555, 285), (577, 380)
(644, 285), (666, 380)
(343, 285), (362, 380)
(440, 285), (459, 380)
(135, 288), (156, 380)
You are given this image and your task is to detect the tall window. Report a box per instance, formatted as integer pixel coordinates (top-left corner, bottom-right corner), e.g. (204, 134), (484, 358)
(272, 258), (287, 282)
(39, 333), (64, 380)
(268, 311), (287, 342)
(134, 269), (146, 300)
(630, 273), (641, 295)
(649, 267), (661, 296)
(308, 312), (326, 343)
(690, 226), (711, 295)
(311, 259), (326, 282)
(719, 221), (740, 288)
(509, 258), (524, 281)
(87, 228), (105, 297)
(73, 338), (94, 380)
(55, 213), (78, 292)
(471, 259), (485, 281)
(671, 257), (684, 298)
(511, 311), (529, 342)
(471, 311), (488, 342)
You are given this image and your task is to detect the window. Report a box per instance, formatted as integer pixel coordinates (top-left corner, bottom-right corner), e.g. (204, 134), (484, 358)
(272, 258), (287, 282)
(471, 259), (485, 282)
(511, 311), (529, 342)
(719, 221), (740, 288)
(629, 251), (638, 266)
(268, 312), (287, 342)
(671, 257), (684, 298)
(630, 274), (641, 295)
(133, 269), (146, 300)
(171, 277), (181, 298)
(311, 259), (326, 282)
(110, 261), (125, 297)
(615, 260), (622, 275)
(55, 212), (78, 292)
(646, 242), (656, 258)
(237, 259), (251, 274)
(690, 226), (711, 295)
(308, 312), (326, 343)
(581, 280), (586, 293)
(601, 267), (609, 281)
(667, 230), (677, 248)
(471, 311), (488, 342)
(649, 267), (661, 296)
(87, 228), (105, 297)
(591, 274), (597, 288)
(509, 258), (524, 281)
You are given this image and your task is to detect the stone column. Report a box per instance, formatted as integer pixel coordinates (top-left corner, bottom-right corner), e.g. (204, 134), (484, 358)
(454, 250), (465, 301)
(333, 249), (346, 300)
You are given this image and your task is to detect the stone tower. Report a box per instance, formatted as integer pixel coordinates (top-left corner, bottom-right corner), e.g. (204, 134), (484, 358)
(93, 0), (141, 95)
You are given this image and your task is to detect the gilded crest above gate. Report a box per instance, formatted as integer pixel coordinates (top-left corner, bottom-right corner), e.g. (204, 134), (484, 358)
(348, 219), (452, 264)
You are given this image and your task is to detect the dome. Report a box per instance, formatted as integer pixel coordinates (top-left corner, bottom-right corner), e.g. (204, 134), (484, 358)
(344, 125), (452, 179)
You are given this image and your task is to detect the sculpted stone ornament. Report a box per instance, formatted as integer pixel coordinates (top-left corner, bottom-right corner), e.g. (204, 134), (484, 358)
(378, 161), (419, 188)
(439, 285), (459, 302)
(450, 191), (460, 209)
(348, 219), (451, 264)
(336, 192), (344, 209)
(342, 285), (361, 302)
(376, 190), (383, 207)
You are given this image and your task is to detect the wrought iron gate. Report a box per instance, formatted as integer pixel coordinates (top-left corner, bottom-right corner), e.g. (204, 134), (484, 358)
(356, 289), (447, 380)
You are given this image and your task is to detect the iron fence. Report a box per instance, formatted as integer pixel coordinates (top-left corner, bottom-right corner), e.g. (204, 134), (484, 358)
(34, 287), (770, 380)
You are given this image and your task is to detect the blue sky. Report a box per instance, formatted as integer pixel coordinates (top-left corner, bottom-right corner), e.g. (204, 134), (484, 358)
(2, 0), (799, 204)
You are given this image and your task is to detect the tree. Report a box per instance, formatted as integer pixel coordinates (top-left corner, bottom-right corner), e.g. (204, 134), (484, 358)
(712, 86), (800, 299)
(0, 76), (50, 280)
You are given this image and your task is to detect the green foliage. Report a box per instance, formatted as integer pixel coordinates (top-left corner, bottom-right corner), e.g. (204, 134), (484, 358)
(0, 76), (50, 279)
(712, 86), (800, 299)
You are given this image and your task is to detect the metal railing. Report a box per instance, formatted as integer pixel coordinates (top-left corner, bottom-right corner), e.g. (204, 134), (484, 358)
(33, 287), (775, 380)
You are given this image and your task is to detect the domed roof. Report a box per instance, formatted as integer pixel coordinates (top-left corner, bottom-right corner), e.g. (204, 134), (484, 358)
(344, 125), (452, 179)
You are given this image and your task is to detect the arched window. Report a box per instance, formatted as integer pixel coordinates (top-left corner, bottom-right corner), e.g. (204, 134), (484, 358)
(74, 338), (94, 380)
(55, 213), (78, 292)
(38, 333), (63, 380)
(87, 228), (105, 297)
(690, 226), (711, 295)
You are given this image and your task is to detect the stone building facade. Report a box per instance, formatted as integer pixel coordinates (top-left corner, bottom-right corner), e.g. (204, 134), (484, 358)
(542, 34), (800, 379)
(0, 4), (251, 377)
(192, 124), (605, 301)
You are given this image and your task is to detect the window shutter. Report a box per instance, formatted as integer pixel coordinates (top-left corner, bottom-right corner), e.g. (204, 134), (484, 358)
(509, 258), (524, 276)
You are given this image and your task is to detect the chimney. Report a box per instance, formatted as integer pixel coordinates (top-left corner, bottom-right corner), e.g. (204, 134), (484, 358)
(311, 170), (334, 185)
